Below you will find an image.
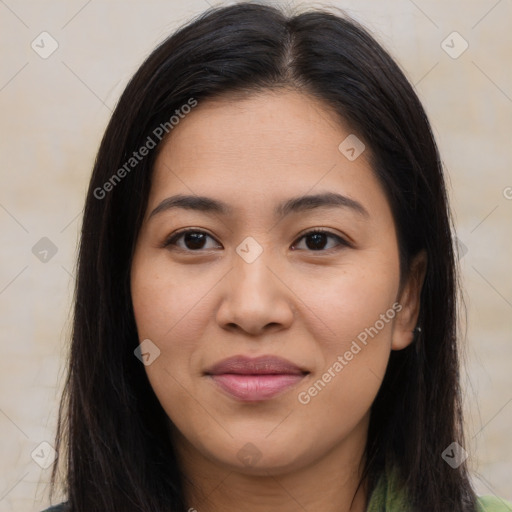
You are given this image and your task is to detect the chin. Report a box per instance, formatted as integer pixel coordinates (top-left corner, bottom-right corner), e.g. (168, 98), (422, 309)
(208, 435), (313, 476)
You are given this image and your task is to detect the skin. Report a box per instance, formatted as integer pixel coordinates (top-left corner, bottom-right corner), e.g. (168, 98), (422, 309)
(130, 89), (427, 512)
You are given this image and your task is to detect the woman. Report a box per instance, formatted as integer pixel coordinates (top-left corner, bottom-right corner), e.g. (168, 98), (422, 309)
(43, 2), (511, 511)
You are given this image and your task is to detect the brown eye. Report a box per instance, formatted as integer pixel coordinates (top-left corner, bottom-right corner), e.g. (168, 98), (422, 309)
(163, 230), (221, 251)
(163, 228), (349, 253)
(291, 230), (348, 251)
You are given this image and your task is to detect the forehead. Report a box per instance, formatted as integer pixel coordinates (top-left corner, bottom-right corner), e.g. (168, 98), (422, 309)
(159, 89), (353, 162)
(148, 89), (389, 223)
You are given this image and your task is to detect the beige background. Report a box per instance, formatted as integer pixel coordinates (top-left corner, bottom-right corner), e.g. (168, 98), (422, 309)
(0, 0), (511, 510)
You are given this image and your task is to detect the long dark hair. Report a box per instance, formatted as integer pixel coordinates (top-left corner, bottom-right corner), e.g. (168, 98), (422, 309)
(50, 3), (477, 510)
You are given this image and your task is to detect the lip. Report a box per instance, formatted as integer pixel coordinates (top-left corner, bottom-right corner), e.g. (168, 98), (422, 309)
(205, 355), (309, 402)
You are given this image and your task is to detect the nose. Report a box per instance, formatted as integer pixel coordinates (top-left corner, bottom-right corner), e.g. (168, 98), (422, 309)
(215, 246), (295, 336)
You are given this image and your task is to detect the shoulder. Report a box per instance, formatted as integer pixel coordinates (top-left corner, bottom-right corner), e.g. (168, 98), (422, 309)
(40, 503), (68, 512)
(476, 495), (512, 511)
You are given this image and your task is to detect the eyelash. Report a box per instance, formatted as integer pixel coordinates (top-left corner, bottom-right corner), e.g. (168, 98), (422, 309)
(162, 228), (350, 253)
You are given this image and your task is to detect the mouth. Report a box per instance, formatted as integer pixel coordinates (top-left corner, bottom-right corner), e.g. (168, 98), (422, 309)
(205, 355), (310, 402)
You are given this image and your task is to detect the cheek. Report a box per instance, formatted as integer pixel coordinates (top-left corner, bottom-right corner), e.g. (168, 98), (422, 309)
(293, 257), (399, 343)
(293, 290), (396, 453)
(130, 255), (223, 408)
(130, 258), (216, 433)
(291, 258), (399, 407)
(131, 255), (216, 344)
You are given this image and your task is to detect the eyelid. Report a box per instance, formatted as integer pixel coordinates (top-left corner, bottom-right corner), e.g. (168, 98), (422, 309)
(291, 228), (351, 251)
(162, 228), (352, 251)
(161, 227), (221, 249)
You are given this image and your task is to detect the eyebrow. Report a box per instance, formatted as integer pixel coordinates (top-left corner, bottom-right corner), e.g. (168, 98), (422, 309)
(148, 191), (369, 220)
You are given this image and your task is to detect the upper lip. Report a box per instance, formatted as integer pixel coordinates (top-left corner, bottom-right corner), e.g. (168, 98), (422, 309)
(205, 355), (308, 375)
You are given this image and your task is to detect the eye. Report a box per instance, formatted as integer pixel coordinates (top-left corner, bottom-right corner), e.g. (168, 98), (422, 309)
(291, 229), (349, 252)
(162, 228), (349, 252)
(163, 229), (222, 251)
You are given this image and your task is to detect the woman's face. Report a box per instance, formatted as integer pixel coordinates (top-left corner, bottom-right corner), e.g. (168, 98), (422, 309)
(130, 89), (423, 476)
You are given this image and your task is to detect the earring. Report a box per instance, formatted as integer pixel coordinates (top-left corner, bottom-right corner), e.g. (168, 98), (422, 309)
(413, 326), (422, 355)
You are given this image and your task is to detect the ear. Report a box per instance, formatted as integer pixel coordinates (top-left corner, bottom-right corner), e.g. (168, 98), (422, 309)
(392, 250), (428, 351)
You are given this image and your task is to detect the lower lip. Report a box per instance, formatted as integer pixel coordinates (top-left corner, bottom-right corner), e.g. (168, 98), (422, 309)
(209, 374), (306, 401)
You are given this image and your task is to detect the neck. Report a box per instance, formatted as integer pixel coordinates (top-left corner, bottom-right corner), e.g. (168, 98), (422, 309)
(173, 416), (369, 512)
